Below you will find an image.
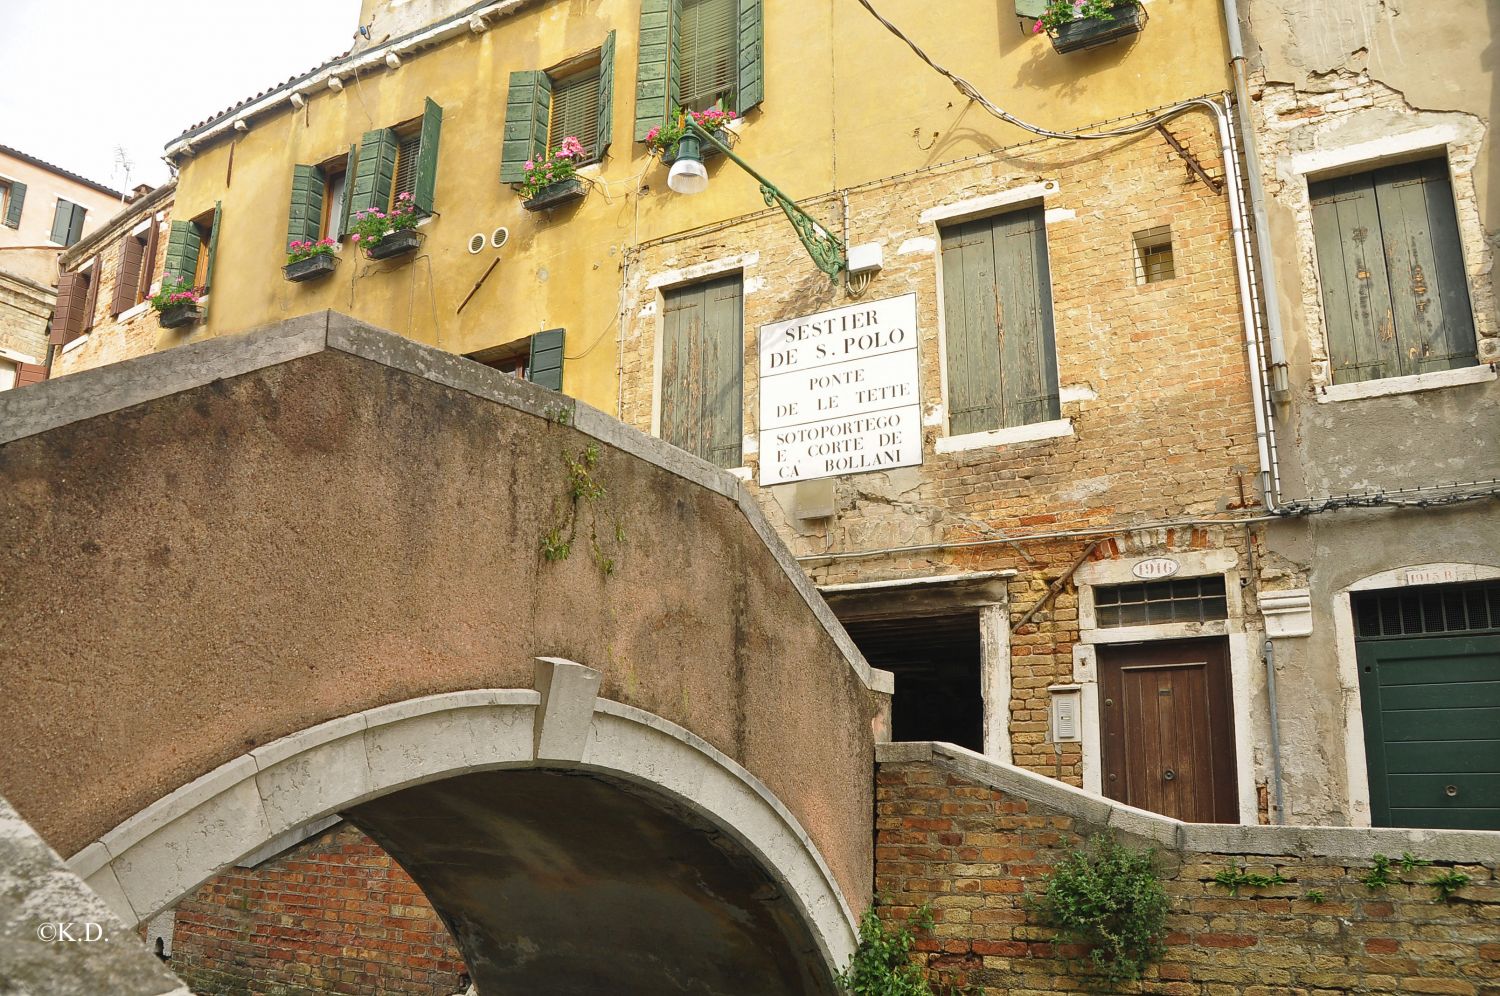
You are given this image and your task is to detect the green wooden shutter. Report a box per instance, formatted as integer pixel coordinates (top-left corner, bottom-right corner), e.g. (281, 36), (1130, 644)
(414, 97), (443, 215)
(163, 220), (202, 283)
(287, 165), (324, 251)
(49, 200), (71, 245)
(203, 201), (223, 293)
(67, 203), (86, 246)
(737, 0), (764, 112)
(340, 144), (358, 236)
(940, 206), (1059, 435)
(350, 129), (398, 215)
(660, 275), (743, 468)
(596, 31), (617, 157)
(501, 71), (552, 183)
(528, 328), (566, 391)
(1014, 0), (1048, 17)
(634, 0), (675, 141)
(3, 181), (24, 228)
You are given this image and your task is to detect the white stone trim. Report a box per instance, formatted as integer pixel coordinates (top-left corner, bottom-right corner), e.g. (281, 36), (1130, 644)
(118, 299), (151, 323)
(645, 252), (758, 290)
(0, 346), (41, 365)
(61, 333), (90, 354)
(1261, 588), (1313, 638)
(726, 466), (752, 480)
(935, 418), (1073, 454)
(64, 676), (857, 977)
(919, 181), (1057, 225)
(1331, 562), (1500, 828)
(980, 603), (1013, 764)
(1317, 364), (1496, 403)
(1289, 124), (1464, 178)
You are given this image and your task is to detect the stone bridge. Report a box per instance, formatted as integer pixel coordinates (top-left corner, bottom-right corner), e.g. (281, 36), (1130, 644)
(0, 313), (892, 995)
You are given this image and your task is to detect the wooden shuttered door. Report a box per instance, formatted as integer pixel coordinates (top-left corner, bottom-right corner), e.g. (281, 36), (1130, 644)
(3, 180), (24, 228)
(412, 98), (443, 214)
(679, 0), (738, 111)
(660, 275), (743, 468)
(52, 271), (86, 343)
(939, 205), (1059, 435)
(351, 129), (398, 215)
(287, 164), (325, 250)
(527, 328), (566, 391)
(1311, 157), (1476, 385)
(549, 68), (601, 159)
(111, 233), (146, 315)
(501, 71), (552, 182)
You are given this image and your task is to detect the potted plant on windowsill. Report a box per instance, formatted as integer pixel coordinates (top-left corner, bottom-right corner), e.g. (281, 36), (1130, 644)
(283, 238), (340, 282)
(350, 193), (424, 261)
(519, 136), (589, 211)
(645, 107), (737, 165)
(151, 276), (205, 329)
(1035, 0), (1145, 53)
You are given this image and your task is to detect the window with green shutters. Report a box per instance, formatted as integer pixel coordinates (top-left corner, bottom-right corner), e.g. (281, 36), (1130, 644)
(634, 0), (762, 141)
(49, 199), (86, 247)
(501, 34), (617, 184)
(164, 203), (222, 294)
(660, 275), (743, 468)
(939, 205), (1060, 435)
(1310, 156), (1477, 385)
(465, 330), (566, 391)
(1, 180), (23, 229)
(348, 99), (443, 218)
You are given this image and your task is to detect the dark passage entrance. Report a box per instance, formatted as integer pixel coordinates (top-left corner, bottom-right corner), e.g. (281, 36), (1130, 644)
(843, 612), (984, 751)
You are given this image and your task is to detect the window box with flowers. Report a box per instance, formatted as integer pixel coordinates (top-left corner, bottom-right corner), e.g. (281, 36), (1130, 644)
(283, 239), (341, 282)
(1035, 0), (1145, 53)
(645, 108), (737, 165)
(350, 192), (425, 261)
(519, 136), (590, 211)
(151, 275), (205, 329)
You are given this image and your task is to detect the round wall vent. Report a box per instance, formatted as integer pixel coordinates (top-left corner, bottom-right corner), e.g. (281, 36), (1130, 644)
(467, 233), (486, 254)
(491, 226), (509, 249)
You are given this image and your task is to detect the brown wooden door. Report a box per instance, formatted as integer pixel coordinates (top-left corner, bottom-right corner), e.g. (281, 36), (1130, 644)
(1099, 638), (1238, 823)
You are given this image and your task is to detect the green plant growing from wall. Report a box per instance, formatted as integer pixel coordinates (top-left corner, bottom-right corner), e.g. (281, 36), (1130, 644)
(1428, 870), (1471, 902)
(1304, 889), (1326, 904)
(1029, 833), (1169, 989)
(1212, 865), (1289, 896)
(540, 441), (623, 577)
(1361, 854), (1396, 891)
(837, 904), (945, 996)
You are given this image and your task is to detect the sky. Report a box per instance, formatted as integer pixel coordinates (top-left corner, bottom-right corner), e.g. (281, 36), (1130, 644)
(0, 1), (360, 192)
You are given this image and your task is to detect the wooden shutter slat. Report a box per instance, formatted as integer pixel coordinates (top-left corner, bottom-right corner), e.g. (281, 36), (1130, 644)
(287, 164), (325, 251)
(737, 0), (764, 112)
(527, 328), (566, 391)
(596, 31), (617, 157)
(634, 0), (674, 141)
(163, 220), (201, 284)
(501, 71), (552, 183)
(350, 129), (398, 214)
(413, 98), (444, 215)
(111, 234), (146, 315)
(339, 145), (358, 236)
(3, 180), (24, 229)
(203, 202), (223, 294)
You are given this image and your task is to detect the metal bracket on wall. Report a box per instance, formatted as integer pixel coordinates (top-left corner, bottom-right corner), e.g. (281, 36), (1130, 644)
(1011, 538), (1105, 634)
(1156, 124), (1223, 194)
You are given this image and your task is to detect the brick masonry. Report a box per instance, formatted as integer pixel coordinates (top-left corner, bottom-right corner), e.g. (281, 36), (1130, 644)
(877, 760), (1500, 995)
(166, 822), (468, 996)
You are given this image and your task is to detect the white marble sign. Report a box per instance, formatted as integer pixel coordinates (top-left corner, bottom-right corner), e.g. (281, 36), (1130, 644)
(757, 294), (921, 485)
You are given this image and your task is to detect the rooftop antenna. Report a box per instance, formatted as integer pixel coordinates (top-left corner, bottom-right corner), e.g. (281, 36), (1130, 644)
(112, 145), (133, 202)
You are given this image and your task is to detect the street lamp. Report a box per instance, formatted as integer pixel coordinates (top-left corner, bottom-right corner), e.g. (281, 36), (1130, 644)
(665, 118), (847, 281)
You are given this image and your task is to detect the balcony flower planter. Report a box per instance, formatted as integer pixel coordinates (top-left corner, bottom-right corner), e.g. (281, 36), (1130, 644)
(158, 303), (203, 329)
(523, 177), (587, 212)
(363, 229), (424, 261)
(282, 253), (340, 282)
(1049, 2), (1145, 53)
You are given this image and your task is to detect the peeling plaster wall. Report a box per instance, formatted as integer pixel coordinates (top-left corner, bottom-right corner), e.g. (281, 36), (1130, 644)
(1243, 0), (1500, 825)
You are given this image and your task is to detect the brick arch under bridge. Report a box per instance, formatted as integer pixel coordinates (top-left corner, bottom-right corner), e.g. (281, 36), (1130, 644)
(0, 313), (892, 992)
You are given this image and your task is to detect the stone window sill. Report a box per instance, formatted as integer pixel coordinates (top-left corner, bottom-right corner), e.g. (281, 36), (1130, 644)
(60, 333), (90, 354)
(1316, 363), (1496, 403)
(935, 418), (1074, 454)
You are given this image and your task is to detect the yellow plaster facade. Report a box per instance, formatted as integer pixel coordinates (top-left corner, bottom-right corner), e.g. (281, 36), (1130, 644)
(167, 0), (1233, 414)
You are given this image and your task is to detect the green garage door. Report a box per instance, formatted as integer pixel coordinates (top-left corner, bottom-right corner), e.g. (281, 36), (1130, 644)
(1354, 582), (1500, 830)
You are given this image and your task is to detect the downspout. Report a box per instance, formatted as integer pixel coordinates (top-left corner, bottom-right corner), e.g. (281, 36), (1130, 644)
(1221, 0), (1290, 433)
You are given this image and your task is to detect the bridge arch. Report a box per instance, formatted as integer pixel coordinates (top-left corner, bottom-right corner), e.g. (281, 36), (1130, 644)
(70, 661), (854, 992)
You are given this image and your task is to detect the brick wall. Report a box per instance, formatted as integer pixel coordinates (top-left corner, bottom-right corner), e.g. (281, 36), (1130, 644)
(877, 755), (1500, 995)
(168, 822), (468, 996)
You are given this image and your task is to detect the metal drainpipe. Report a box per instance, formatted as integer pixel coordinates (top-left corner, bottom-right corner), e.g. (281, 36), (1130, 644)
(1263, 637), (1288, 824)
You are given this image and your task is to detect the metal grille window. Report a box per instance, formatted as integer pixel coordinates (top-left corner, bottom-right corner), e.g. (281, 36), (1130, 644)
(549, 67), (601, 161)
(679, 0), (738, 112)
(391, 132), (422, 206)
(1094, 576), (1228, 628)
(1134, 225), (1175, 284)
(1354, 581), (1500, 639)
